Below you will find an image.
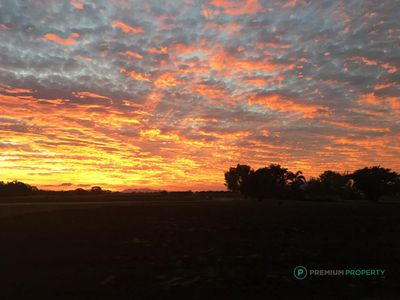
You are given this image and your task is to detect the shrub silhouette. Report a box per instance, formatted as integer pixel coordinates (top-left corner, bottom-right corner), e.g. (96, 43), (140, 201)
(350, 166), (399, 202)
(0, 180), (38, 196)
(306, 171), (355, 200)
(90, 186), (103, 194)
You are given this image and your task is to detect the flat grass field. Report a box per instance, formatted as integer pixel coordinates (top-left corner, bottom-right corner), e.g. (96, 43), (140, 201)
(0, 196), (399, 299)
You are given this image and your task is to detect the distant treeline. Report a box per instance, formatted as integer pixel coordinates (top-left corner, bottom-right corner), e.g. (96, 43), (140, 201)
(2, 165), (400, 202)
(0, 181), (234, 200)
(225, 164), (400, 202)
(0, 182), (108, 197)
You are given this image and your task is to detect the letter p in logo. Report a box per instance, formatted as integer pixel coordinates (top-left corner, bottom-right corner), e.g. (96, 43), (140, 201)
(293, 266), (308, 280)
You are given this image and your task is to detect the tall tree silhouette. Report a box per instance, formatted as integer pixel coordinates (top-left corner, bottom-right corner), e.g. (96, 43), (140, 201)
(224, 164), (253, 196)
(287, 170), (306, 199)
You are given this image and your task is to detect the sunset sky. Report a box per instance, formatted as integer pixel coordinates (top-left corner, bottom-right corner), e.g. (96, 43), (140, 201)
(0, 0), (399, 191)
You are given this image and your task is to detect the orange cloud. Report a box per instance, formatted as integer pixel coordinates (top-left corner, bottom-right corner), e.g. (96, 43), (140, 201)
(351, 57), (398, 73)
(244, 78), (267, 86)
(322, 120), (390, 133)
(41, 33), (79, 45)
(112, 21), (144, 34)
(382, 63), (398, 74)
(357, 93), (380, 106)
(351, 56), (378, 66)
(154, 72), (180, 89)
(2, 87), (32, 94)
(0, 23), (10, 31)
(356, 93), (399, 116)
(374, 83), (395, 90)
(208, 49), (293, 75)
(386, 97), (400, 110)
(281, 0), (305, 9)
(202, 5), (209, 19)
(170, 43), (202, 56)
(73, 91), (110, 100)
(244, 74), (285, 88)
(120, 68), (151, 82)
(210, 0), (263, 15)
(125, 51), (143, 59)
(70, 0), (84, 9)
(192, 84), (229, 103)
(148, 47), (168, 54)
(140, 128), (180, 142)
(249, 94), (330, 118)
(144, 92), (162, 111)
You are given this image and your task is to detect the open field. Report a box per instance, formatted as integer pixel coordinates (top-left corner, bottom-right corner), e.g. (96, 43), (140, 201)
(1, 197), (399, 299)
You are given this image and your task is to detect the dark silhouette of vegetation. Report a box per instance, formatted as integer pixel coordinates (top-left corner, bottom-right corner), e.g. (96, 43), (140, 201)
(0, 165), (399, 204)
(287, 170), (306, 200)
(350, 166), (399, 202)
(225, 164), (306, 201)
(0, 180), (38, 196)
(224, 164), (253, 197)
(249, 165), (291, 200)
(225, 164), (400, 202)
(315, 171), (348, 195)
(74, 188), (90, 195)
(306, 171), (360, 201)
(90, 186), (103, 194)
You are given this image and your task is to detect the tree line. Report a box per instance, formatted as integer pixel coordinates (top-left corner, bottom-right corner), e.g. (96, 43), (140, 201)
(224, 164), (400, 202)
(1, 165), (400, 202)
(0, 180), (38, 196)
(0, 181), (109, 197)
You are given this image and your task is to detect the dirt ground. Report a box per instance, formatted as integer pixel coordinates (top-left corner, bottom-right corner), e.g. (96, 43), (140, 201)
(0, 198), (399, 299)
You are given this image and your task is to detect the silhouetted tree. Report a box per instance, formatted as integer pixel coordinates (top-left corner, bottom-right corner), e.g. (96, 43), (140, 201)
(319, 171), (349, 194)
(247, 164), (291, 201)
(90, 186), (103, 194)
(0, 180), (38, 196)
(287, 170), (306, 199)
(306, 171), (353, 200)
(224, 164), (400, 202)
(350, 166), (399, 202)
(224, 164), (253, 196)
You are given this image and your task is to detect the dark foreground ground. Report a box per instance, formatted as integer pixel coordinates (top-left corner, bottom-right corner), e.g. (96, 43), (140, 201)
(0, 198), (399, 299)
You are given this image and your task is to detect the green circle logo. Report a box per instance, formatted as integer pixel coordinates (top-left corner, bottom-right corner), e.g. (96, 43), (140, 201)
(293, 266), (308, 280)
